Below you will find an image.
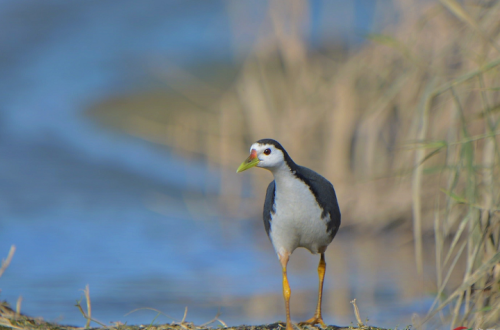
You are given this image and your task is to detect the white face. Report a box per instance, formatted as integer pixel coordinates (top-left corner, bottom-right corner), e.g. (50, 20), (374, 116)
(250, 143), (285, 170)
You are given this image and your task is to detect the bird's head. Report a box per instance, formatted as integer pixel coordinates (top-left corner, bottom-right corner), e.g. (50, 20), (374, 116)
(236, 139), (290, 173)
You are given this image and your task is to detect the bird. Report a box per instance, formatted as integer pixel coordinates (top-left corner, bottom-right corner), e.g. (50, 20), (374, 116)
(236, 138), (341, 330)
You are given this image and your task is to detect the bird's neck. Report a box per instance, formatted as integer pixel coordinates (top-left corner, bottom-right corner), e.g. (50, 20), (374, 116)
(269, 162), (298, 187)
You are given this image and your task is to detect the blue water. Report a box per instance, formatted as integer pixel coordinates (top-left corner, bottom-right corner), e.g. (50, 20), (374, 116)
(0, 1), (426, 327)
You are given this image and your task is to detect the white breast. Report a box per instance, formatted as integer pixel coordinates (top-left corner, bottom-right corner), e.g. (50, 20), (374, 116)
(269, 173), (332, 255)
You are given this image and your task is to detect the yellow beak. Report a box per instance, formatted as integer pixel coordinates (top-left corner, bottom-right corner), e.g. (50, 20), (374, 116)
(236, 149), (259, 173)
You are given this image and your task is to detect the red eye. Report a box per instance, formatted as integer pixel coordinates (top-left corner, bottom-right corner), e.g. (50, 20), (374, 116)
(264, 148), (271, 155)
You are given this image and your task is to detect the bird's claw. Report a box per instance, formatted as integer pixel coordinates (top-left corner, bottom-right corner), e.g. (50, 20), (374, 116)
(298, 316), (326, 327)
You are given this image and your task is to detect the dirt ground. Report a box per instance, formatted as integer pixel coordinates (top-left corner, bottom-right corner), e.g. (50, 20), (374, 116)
(0, 301), (388, 330)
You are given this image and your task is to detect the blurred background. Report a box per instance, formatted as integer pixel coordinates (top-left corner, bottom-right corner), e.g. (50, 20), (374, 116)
(1, 0), (499, 328)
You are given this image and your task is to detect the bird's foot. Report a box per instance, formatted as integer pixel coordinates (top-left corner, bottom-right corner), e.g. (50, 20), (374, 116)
(298, 315), (326, 327)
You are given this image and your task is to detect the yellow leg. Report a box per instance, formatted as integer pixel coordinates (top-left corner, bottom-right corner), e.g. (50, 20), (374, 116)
(279, 252), (294, 330)
(299, 253), (327, 327)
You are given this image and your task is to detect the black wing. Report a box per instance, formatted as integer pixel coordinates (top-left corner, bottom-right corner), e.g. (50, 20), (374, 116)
(262, 180), (276, 238)
(295, 166), (341, 239)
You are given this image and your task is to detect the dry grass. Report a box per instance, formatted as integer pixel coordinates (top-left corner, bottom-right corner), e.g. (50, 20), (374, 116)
(87, 0), (500, 328)
(0, 246), (15, 280)
(1, 299), (387, 330)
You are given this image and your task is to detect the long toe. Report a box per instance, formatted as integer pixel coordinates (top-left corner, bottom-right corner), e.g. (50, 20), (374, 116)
(298, 316), (326, 327)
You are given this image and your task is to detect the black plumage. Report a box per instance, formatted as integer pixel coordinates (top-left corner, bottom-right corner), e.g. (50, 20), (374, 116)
(263, 181), (275, 237)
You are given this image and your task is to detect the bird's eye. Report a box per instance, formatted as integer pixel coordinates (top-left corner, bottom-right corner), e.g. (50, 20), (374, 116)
(264, 148), (271, 155)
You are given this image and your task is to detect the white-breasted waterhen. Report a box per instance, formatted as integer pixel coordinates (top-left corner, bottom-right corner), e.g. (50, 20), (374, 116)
(237, 139), (341, 330)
